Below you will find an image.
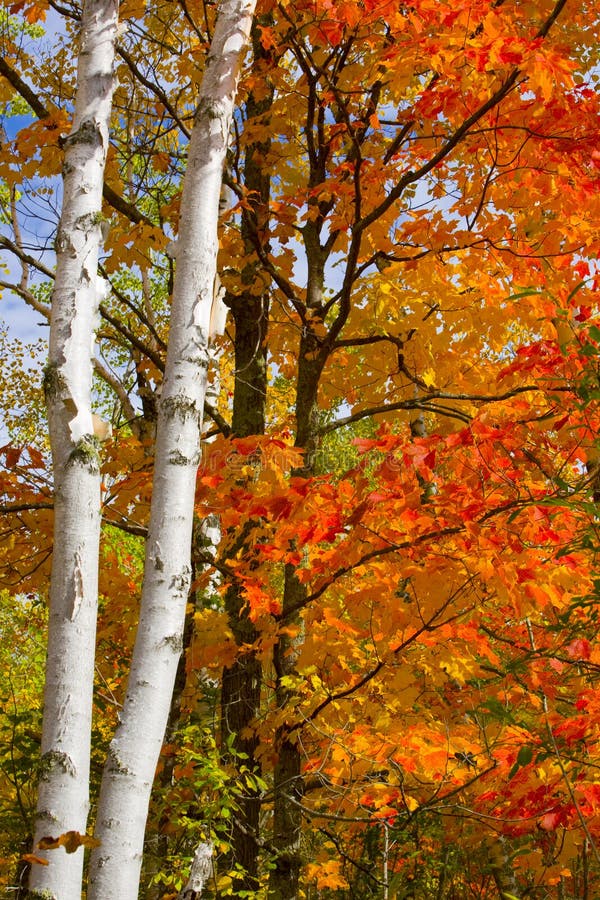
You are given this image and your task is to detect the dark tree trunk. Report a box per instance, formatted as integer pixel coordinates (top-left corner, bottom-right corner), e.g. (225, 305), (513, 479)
(219, 23), (273, 891)
(269, 311), (327, 900)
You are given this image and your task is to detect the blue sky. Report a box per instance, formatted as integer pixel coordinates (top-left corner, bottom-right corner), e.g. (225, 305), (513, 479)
(0, 8), (65, 350)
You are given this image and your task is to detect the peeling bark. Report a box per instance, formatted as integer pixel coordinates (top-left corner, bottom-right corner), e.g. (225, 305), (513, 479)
(29, 3), (119, 898)
(87, 2), (256, 896)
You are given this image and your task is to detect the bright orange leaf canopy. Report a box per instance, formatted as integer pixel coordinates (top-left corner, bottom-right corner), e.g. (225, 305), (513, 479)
(1, 0), (600, 895)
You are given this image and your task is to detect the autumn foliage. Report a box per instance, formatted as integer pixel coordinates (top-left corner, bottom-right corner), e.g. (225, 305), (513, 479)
(1, 0), (600, 896)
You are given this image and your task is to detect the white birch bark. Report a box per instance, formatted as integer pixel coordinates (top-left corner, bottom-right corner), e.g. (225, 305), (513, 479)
(29, 2), (119, 898)
(179, 841), (214, 898)
(88, 2), (256, 895)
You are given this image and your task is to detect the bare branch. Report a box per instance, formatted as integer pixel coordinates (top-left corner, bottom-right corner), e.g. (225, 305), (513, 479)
(0, 503), (53, 513)
(93, 358), (137, 423)
(320, 385), (541, 434)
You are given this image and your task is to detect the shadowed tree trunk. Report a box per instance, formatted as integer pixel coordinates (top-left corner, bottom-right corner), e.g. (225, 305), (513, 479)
(219, 22), (273, 891)
(269, 219), (330, 900)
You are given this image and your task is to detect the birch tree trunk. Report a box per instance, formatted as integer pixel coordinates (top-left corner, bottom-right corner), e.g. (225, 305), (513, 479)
(29, 3), (119, 898)
(88, 2), (256, 896)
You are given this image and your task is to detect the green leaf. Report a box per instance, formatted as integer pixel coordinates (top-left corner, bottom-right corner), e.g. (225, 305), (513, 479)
(566, 279), (589, 303)
(517, 745), (533, 766)
(508, 744), (533, 779)
(480, 698), (514, 723)
(507, 289), (542, 301)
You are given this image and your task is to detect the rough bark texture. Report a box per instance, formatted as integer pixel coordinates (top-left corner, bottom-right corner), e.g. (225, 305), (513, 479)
(29, 2), (118, 897)
(219, 25), (272, 891)
(87, 2), (256, 896)
(486, 836), (520, 897)
(219, 214), (269, 895)
(269, 227), (328, 899)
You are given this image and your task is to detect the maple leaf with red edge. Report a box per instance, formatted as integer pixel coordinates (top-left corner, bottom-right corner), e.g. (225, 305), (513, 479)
(566, 638), (591, 660)
(539, 811), (564, 832)
(579, 784), (600, 815)
(3, 445), (23, 468)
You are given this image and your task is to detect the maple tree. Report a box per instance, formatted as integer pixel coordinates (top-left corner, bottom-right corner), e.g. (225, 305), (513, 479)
(1, 0), (600, 898)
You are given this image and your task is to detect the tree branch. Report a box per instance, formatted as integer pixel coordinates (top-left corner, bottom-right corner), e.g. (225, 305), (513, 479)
(0, 503), (53, 513)
(320, 386), (541, 434)
(0, 56), (154, 226)
(116, 45), (191, 140)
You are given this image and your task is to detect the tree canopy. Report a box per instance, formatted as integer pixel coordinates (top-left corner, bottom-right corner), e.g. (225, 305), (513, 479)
(1, 0), (600, 897)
